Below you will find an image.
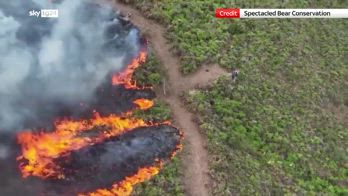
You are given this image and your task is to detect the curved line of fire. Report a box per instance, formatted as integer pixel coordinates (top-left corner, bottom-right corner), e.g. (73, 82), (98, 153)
(16, 49), (183, 196)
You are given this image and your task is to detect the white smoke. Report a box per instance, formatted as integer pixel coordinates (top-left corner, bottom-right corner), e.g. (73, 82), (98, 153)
(0, 0), (141, 131)
(0, 144), (9, 160)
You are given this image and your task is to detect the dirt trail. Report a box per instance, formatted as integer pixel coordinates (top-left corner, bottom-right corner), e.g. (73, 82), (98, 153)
(105, 1), (228, 195)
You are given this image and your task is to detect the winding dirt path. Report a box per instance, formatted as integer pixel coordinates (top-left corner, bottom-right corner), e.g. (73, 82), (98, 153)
(104, 1), (228, 195)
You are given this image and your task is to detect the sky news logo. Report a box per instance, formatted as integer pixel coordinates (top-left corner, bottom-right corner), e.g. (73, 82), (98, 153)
(29, 9), (59, 18)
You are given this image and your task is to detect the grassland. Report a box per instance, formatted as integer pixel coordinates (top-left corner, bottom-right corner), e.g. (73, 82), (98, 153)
(133, 51), (164, 87)
(132, 50), (184, 195)
(132, 157), (184, 196)
(125, 0), (348, 195)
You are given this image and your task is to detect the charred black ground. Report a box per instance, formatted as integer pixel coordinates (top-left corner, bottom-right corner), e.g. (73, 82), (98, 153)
(22, 84), (156, 129)
(0, 134), (46, 196)
(49, 125), (181, 195)
(1, 124), (181, 195)
(0, 1), (180, 196)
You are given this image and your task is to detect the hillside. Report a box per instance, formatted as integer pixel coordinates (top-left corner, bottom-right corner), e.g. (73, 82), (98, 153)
(118, 0), (348, 195)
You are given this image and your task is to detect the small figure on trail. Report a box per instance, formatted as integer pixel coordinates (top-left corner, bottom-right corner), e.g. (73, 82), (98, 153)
(231, 68), (240, 82)
(123, 12), (132, 22)
(119, 12), (132, 26)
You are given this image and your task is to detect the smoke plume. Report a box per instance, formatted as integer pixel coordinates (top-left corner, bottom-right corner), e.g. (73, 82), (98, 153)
(0, 0), (141, 131)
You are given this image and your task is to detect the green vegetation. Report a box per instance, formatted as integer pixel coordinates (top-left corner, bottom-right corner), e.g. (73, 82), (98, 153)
(122, 0), (348, 74)
(134, 50), (164, 86)
(133, 157), (184, 196)
(132, 101), (184, 195)
(132, 51), (184, 195)
(134, 101), (171, 122)
(123, 0), (348, 195)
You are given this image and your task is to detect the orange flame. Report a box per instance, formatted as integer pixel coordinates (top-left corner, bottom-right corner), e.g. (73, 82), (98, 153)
(112, 51), (147, 89)
(17, 46), (183, 196)
(17, 114), (149, 179)
(133, 98), (154, 110)
(80, 163), (162, 196)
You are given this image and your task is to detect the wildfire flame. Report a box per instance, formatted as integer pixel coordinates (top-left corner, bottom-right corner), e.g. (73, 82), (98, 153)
(80, 164), (161, 196)
(112, 51), (146, 89)
(133, 98), (154, 110)
(17, 113), (149, 179)
(17, 46), (183, 195)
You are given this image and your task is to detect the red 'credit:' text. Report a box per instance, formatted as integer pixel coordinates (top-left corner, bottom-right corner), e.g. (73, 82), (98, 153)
(215, 8), (240, 18)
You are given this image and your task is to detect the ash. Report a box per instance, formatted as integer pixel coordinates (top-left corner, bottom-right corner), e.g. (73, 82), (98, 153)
(50, 125), (181, 195)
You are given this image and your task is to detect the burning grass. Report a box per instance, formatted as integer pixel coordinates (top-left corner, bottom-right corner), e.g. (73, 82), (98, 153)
(48, 125), (181, 195)
(133, 98), (154, 110)
(16, 28), (183, 196)
(112, 50), (147, 89)
(17, 113), (148, 179)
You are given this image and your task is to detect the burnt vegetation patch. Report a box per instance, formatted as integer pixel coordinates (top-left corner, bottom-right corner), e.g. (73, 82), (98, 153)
(48, 125), (181, 195)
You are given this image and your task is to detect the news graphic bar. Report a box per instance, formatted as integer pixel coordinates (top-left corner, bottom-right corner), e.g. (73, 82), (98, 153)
(216, 9), (348, 18)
